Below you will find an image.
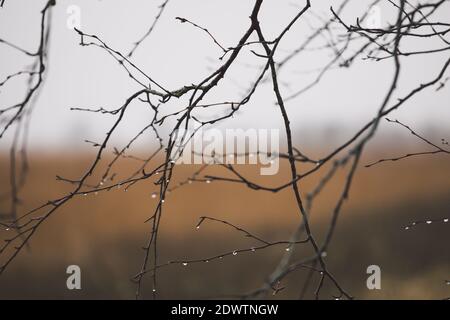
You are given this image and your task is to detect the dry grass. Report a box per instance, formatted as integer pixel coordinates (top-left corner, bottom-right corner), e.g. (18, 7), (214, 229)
(0, 150), (449, 299)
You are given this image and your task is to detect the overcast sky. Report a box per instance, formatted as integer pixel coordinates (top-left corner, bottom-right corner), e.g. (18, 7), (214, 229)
(1, 0), (449, 152)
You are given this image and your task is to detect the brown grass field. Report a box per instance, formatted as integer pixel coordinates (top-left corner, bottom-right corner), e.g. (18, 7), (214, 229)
(0, 150), (449, 299)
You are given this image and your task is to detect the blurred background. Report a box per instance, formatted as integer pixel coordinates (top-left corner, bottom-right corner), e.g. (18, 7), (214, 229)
(0, 153), (449, 299)
(0, 0), (449, 299)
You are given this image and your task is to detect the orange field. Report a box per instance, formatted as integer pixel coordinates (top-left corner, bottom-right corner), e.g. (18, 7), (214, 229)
(0, 150), (449, 299)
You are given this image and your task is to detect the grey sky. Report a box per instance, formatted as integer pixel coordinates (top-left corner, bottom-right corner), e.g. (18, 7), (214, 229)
(1, 0), (449, 152)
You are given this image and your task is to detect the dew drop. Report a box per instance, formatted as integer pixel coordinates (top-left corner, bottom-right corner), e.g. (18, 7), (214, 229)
(321, 251), (327, 258)
(404, 226), (410, 230)
(5, 228), (10, 231)
(83, 193), (87, 196)
(232, 250), (237, 256)
(151, 192), (157, 199)
(285, 247), (290, 252)
(206, 179), (211, 184)
(251, 247), (256, 252)
(152, 289), (156, 293)
(196, 226), (200, 230)
(426, 220), (432, 224)
(444, 218), (448, 223)
(182, 262), (188, 266)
